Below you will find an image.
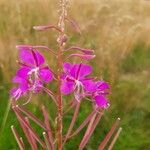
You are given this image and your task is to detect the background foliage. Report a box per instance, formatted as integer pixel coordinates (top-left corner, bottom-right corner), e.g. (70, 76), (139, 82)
(0, 0), (150, 149)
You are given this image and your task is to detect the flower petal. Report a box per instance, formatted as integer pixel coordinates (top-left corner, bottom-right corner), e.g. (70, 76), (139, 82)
(96, 81), (110, 91)
(82, 80), (96, 92)
(70, 64), (80, 78)
(60, 81), (75, 95)
(19, 48), (44, 66)
(63, 62), (72, 73)
(34, 51), (45, 66)
(19, 49), (35, 66)
(78, 64), (92, 79)
(16, 67), (30, 78)
(12, 76), (29, 91)
(39, 67), (53, 83)
(94, 95), (109, 109)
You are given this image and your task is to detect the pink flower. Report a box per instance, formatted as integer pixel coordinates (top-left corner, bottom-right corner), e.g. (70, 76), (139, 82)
(85, 81), (110, 109)
(60, 62), (93, 101)
(11, 76), (30, 100)
(11, 47), (53, 100)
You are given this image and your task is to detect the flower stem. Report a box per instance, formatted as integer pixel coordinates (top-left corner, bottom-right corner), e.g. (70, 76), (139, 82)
(107, 127), (122, 150)
(11, 125), (25, 150)
(98, 118), (120, 150)
(63, 102), (80, 145)
(56, 0), (67, 149)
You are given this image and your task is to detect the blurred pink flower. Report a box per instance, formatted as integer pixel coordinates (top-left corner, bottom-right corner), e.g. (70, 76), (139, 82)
(85, 81), (110, 109)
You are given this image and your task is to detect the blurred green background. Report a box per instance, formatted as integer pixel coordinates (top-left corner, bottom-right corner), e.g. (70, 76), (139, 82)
(0, 0), (150, 149)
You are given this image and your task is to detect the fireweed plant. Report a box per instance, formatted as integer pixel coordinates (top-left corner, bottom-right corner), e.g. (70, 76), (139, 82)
(10, 0), (122, 149)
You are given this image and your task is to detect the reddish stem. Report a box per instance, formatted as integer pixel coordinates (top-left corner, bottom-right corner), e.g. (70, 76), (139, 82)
(13, 107), (46, 149)
(43, 132), (51, 150)
(25, 117), (38, 150)
(108, 127), (122, 150)
(63, 102), (80, 145)
(69, 110), (97, 138)
(17, 105), (47, 130)
(79, 111), (103, 150)
(42, 106), (55, 150)
(98, 118), (120, 150)
(63, 100), (76, 115)
(11, 125), (25, 150)
(56, 0), (67, 149)
(78, 112), (97, 150)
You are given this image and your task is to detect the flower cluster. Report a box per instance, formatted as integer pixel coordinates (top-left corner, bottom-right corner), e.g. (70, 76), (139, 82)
(11, 46), (110, 109)
(11, 47), (53, 100)
(61, 62), (110, 109)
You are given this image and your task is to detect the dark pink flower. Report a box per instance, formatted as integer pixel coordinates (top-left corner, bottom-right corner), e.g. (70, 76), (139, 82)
(85, 81), (110, 109)
(10, 76), (30, 100)
(11, 47), (53, 100)
(60, 62), (93, 101)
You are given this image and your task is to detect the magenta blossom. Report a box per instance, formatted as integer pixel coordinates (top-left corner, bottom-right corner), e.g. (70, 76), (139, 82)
(60, 62), (93, 101)
(85, 80), (110, 109)
(11, 47), (53, 100)
(11, 76), (30, 100)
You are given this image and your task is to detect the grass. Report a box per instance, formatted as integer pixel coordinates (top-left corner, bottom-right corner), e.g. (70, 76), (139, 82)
(0, 0), (150, 149)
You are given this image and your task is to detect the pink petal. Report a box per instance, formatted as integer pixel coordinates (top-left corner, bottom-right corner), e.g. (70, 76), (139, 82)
(78, 64), (92, 79)
(63, 62), (72, 73)
(69, 63), (92, 79)
(34, 51), (45, 66)
(60, 81), (75, 95)
(97, 81), (110, 91)
(94, 95), (109, 109)
(16, 67), (30, 78)
(19, 49), (35, 66)
(70, 64), (79, 78)
(82, 80), (96, 92)
(39, 67), (53, 83)
(19, 48), (44, 66)
(12, 76), (29, 91)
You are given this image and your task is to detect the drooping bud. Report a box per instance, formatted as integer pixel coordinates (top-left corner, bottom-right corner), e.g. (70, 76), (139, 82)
(66, 46), (94, 55)
(16, 45), (32, 50)
(33, 25), (62, 32)
(65, 17), (81, 34)
(66, 53), (95, 60)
